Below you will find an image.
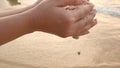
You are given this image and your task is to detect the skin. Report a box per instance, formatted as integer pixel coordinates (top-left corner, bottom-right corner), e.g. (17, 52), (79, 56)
(0, 0), (97, 45)
(0, 0), (42, 17)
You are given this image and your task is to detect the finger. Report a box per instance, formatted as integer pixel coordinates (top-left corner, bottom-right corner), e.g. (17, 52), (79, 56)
(74, 9), (96, 30)
(73, 19), (97, 39)
(70, 11), (95, 38)
(73, 20), (95, 37)
(70, 3), (94, 22)
(84, 19), (97, 31)
(79, 31), (90, 35)
(76, 19), (97, 35)
(84, 10), (97, 26)
(77, 31), (90, 36)
(56, 0), (85, 7)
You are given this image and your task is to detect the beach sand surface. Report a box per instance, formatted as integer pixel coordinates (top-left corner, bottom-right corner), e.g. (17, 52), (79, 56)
(0, 0), (120, 68)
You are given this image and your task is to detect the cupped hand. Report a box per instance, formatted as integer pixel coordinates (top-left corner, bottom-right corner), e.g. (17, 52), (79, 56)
(27, 0), (97, 38)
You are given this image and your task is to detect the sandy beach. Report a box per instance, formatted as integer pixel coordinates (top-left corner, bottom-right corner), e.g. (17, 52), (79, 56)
(0, 0), (120, 68)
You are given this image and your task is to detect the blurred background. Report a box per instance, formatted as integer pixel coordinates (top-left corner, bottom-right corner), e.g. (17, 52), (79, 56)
(0, 0), (120, 68)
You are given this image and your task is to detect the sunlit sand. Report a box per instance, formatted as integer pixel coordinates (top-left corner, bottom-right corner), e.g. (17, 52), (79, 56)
(0, 0), (120, 68)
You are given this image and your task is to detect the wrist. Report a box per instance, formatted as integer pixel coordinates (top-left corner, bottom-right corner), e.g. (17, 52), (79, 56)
(23, 10), (38, 33)
(22, 0), (44, 33)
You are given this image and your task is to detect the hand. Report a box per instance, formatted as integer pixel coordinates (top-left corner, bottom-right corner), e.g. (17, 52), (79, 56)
(26, 0), (96, 38)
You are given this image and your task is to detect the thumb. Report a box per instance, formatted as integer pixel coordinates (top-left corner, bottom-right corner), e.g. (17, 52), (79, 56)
(56, 0), (85, 7)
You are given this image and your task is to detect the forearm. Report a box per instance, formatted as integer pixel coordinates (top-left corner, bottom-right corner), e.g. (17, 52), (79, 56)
(0, 12), (32, 45)
(0, 0), (42, 17)
(0, 6), (33, 17)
